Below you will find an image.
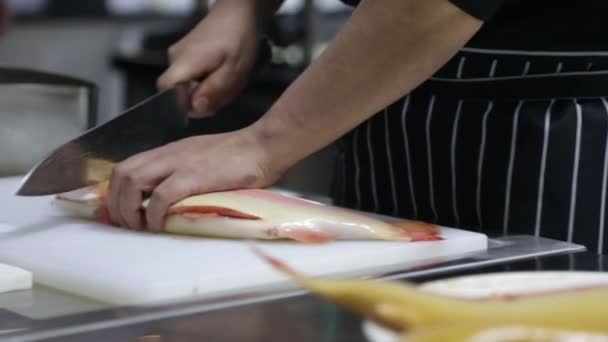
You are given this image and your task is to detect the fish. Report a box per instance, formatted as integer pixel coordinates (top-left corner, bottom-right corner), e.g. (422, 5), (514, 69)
(254, 248), (608, 340)
(53, 182), (441, 243)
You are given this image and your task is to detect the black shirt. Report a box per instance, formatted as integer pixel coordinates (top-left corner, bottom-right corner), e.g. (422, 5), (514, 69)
(447, 0), (505, 20)
(342, 0), (608, 51)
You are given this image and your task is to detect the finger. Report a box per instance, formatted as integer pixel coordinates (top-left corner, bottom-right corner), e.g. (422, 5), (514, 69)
(107, 165), (126, 228)
(145, 173), (202, 233)
(116, 152), (176, 230)
(106, 148), (169, 228)
(157, 62), (202, 91)
(175, 82), (197, 113)
(189, 65), (242, 118)
(157, 53), (223, 91)
(117, 174), (145, 230)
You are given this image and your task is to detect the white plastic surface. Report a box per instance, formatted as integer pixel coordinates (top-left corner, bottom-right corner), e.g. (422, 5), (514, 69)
(0, 224), (33, 294)
(0, 262), (32, 293)
(0, 177), (487, 305)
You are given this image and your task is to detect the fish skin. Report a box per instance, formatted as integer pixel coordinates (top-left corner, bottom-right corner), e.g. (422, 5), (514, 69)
(254, 247), (608, 340)
(54, 184), (441, 243)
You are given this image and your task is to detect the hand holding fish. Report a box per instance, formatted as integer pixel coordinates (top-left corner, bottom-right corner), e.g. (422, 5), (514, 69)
(59, 181), (440, 243)
(108, 0), (480, 234)
(106, 129), (282, 232)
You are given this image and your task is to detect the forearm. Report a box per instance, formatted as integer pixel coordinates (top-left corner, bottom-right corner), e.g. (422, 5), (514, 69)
(251, 0), (482, 172)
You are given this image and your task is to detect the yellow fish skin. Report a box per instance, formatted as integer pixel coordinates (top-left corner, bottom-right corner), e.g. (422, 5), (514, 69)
(254, 247), (608, 338)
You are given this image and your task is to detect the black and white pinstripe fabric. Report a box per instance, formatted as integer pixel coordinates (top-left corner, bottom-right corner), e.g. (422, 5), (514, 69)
(332, 48), (608, 254)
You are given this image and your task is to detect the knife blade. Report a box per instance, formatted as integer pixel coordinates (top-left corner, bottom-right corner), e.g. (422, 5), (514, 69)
(16, 86), (190, 196)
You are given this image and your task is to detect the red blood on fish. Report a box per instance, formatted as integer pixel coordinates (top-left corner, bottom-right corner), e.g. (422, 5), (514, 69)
(180, 212), (221, 220)
(95, 205), (112, 225)
(391, 220), (443, 241)
(282, 229), (337, 243)
(409, 233), (443, 242)
(96, 182), (109, 199)
(168, 206), (261, 220)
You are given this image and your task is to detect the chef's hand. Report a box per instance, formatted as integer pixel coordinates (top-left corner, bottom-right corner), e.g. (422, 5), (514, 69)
(157, 0), (262, 117)
(106, 128), (283, 232)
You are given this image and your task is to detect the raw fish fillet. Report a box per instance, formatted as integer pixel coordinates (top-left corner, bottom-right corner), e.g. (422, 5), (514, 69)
(54, 183), (441, 243)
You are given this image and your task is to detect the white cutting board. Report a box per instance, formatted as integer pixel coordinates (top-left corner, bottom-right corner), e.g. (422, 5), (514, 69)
(0, 177), (487, 305)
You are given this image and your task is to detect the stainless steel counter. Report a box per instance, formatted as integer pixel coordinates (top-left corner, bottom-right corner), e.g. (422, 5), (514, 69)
(0, 235), (584, 341)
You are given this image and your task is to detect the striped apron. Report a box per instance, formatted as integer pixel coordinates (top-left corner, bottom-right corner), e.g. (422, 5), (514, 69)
(332, 48), (608, 255)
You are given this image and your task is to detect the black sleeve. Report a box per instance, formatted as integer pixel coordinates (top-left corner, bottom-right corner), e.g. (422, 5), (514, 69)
(449, 0), (505, 20)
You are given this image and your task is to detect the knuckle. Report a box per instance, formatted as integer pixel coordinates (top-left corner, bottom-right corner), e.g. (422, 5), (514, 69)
(113, 166), (138, 186)
(177, 45), (205, 62)
(217, 74), (235, 88)
(230, 163), (263, 188)
(214, 50), (229, 64)
(122, 173), (138, 186)
(176, 171), (198, 187)
(174, 166), (192, 177)
(205, 75), (222, 87)
(223, 52), (239, 65)
(205, 78), (227, 93)
(225, 55), (247, 73)
(156, 77), (169, 90)
(112, 164), (127, 179)
(167, 44), (181, 59)
(240, 171), (261, 187)
(151, 188), (169, 204)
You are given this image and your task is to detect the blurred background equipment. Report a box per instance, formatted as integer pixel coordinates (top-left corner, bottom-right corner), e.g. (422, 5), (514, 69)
(0, 68), (96, 176)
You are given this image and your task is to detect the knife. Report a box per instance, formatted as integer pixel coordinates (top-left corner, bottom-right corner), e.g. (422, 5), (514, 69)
(16, 86), (190, 196)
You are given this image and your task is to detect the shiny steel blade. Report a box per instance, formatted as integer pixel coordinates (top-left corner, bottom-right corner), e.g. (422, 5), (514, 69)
(16, 87), (189, 196)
